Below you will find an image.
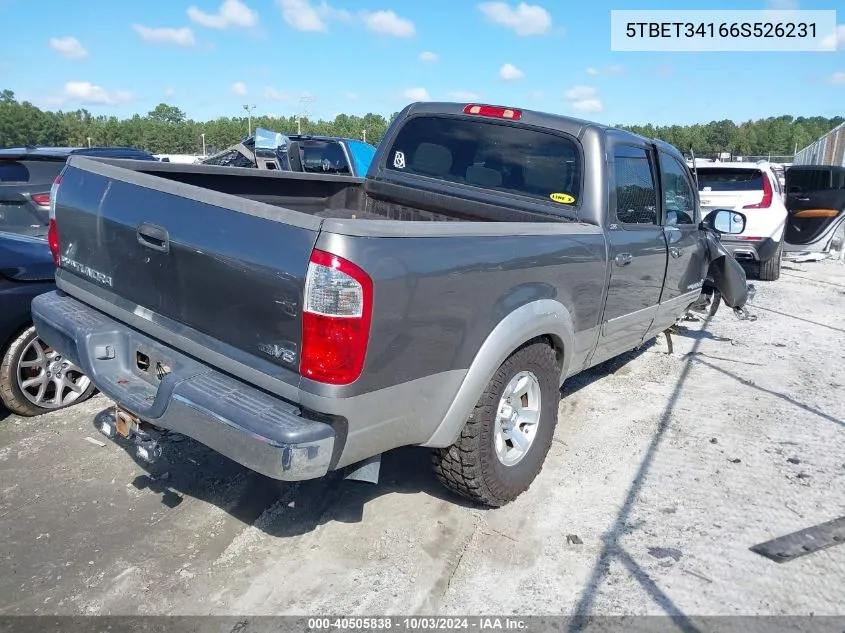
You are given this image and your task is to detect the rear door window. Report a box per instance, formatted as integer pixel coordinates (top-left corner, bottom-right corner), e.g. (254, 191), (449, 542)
(697, 168), (763, 192)
(385, 116), (581, 207)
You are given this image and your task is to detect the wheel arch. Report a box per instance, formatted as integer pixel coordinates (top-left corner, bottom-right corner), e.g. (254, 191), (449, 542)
(421, 299), (574, 449)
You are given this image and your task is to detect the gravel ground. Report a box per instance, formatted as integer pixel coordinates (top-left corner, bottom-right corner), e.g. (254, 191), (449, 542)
(1, 259), (843, 617)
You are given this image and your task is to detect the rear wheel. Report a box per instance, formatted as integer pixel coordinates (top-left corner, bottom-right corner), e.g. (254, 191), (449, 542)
(431, 341), (559, 507)
(0, 326), (95, 417)
(758, 241), (782, 281)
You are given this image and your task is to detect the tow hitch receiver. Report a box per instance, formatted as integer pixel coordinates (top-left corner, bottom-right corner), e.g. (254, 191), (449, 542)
(95, 406), (163, 464)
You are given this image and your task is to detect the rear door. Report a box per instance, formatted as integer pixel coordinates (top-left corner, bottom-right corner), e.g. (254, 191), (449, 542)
(592, 142), (668, 364)
(650, 150), (708, 335)
(784, 168), (845, 246)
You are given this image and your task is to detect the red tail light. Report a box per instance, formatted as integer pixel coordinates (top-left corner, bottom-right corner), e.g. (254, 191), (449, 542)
(47, 219), (60, 266)
(48, 174), (63, 266)
(743, 173), (773, 209)
(31, 193), (51, 207)
(300, 249), (373, 385)
(463, 104), (522, 120)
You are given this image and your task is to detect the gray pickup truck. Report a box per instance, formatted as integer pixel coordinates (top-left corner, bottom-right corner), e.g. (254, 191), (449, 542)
(31, 102), (750, 507)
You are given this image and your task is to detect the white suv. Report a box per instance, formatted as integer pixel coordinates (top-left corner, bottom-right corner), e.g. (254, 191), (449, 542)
(695, 162), (787, 281)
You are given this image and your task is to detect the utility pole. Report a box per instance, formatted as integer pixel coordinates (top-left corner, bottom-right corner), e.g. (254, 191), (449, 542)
(362, 129), (367, 143)
(242, 104), (256, 136)
(87, 137), (92, 148)
(201, 133), (206, 156)
(297, 95), (314, 136)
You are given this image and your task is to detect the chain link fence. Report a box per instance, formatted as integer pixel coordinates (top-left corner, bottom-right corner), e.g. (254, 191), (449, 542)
(793, 122), (845, 167)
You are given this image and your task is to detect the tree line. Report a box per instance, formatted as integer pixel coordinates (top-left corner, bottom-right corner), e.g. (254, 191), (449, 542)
(1, 89), (841, 158)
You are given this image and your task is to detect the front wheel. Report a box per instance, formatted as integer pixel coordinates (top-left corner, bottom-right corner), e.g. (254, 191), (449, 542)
(0, 326), (96, 417)
(431, 341), (559, 507)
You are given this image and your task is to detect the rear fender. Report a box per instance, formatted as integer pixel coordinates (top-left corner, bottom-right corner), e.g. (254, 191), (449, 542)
(421, 299), (574, 448)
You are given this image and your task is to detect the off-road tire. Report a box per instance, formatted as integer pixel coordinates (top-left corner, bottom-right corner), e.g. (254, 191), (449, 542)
(758, 241), (782, 281)
(0, 326), (95, 417)
(431, 341), (559, 507)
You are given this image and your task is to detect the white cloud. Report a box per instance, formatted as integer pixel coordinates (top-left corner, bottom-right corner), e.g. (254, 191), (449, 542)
(132, 24), (196, 46)
(564, 85), (602, 113)
(419, 51), (439, 62)
(49, 36), (88, 59)
(276, 0), (351, 32)
(820, 25), (845, 50)
(586, 67), (598, 75)
(231, 81), (248, 95)
(188, 0), (258, 28)
(499, 63), (524, 81)
(478, 2), (551, 36)
(264, 87), (294, 101)
(767, 0), (798, 8)
(362, 10), (415, 37)
(829, 72), (845, 84)
(61, 81), (131, 106)
(164, 87), (176, 98)
(448, 91), (482, 101)
(345, 92), (358, 100)
(402, 87), (430, 101)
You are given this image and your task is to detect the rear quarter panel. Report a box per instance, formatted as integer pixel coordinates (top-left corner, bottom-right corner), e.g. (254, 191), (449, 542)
(315, 226), (608, 397)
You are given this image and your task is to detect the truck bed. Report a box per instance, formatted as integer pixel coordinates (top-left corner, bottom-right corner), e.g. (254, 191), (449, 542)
(94, 158), (571, 224)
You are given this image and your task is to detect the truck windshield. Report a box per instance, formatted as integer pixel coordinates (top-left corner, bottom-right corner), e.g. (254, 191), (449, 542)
(385, 116), (581, 206)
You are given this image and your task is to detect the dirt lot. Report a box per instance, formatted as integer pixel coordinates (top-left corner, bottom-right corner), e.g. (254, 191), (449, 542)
(1, 260), (843, 617)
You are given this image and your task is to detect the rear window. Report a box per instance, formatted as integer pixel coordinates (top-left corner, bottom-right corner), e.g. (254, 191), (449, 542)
(697, 168), (763, 192)
(0, 161), (30, 182)
(385, 116), (581, 206)
(298, 140), (350, 174)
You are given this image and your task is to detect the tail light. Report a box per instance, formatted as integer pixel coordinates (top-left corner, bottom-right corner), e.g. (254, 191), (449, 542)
(300, 249), (373, 385)
(743, 172), (773, 209)
(47, 174), (62, 266)
(463, 104), (522, 120)
(30, 193), (51, 207)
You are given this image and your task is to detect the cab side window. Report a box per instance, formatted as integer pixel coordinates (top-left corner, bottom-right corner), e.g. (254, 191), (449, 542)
(658, 153), (697, 226)
(613, 145), (658, 225)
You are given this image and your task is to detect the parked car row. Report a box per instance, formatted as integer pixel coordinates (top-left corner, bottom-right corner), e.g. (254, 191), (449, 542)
(688, 160), (845, 281)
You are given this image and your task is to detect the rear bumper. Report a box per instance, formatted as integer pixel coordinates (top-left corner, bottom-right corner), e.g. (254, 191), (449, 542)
(720, 237), (779, 263)
(31, 291), (335, 481)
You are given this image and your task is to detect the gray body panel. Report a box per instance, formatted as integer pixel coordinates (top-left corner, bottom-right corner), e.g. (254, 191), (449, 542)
(34, 103), (718, 474)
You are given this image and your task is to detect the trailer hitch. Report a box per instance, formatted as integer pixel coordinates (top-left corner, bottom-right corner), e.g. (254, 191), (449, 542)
(95, 405), (163, 464)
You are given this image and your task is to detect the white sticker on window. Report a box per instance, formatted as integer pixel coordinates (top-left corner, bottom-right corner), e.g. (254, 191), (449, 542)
(393, 151), (405, 169)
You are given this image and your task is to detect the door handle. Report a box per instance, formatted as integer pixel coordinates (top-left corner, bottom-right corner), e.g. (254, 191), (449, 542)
(670, 247), (682, 259)
(137, 222), (169, 253)
(614, 253), (633, 267)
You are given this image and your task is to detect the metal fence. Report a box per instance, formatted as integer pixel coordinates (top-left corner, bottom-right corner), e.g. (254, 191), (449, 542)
(793, 122), (845, 167)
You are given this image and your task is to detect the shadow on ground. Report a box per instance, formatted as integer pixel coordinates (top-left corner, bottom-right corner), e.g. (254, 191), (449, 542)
(99, 411), (478, 539)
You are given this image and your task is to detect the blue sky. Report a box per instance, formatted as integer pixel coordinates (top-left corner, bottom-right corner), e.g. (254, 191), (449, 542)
(0, 0), (842, 125)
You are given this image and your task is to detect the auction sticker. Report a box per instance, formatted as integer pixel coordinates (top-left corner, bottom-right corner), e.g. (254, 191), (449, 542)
(550, 192), (576, 204)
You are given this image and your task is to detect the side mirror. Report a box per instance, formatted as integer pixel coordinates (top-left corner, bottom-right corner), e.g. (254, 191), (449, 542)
(700, 209), (746, 235)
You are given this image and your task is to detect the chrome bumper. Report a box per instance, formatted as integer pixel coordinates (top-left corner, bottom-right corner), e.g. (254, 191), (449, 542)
(31, 291), (335, 481)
